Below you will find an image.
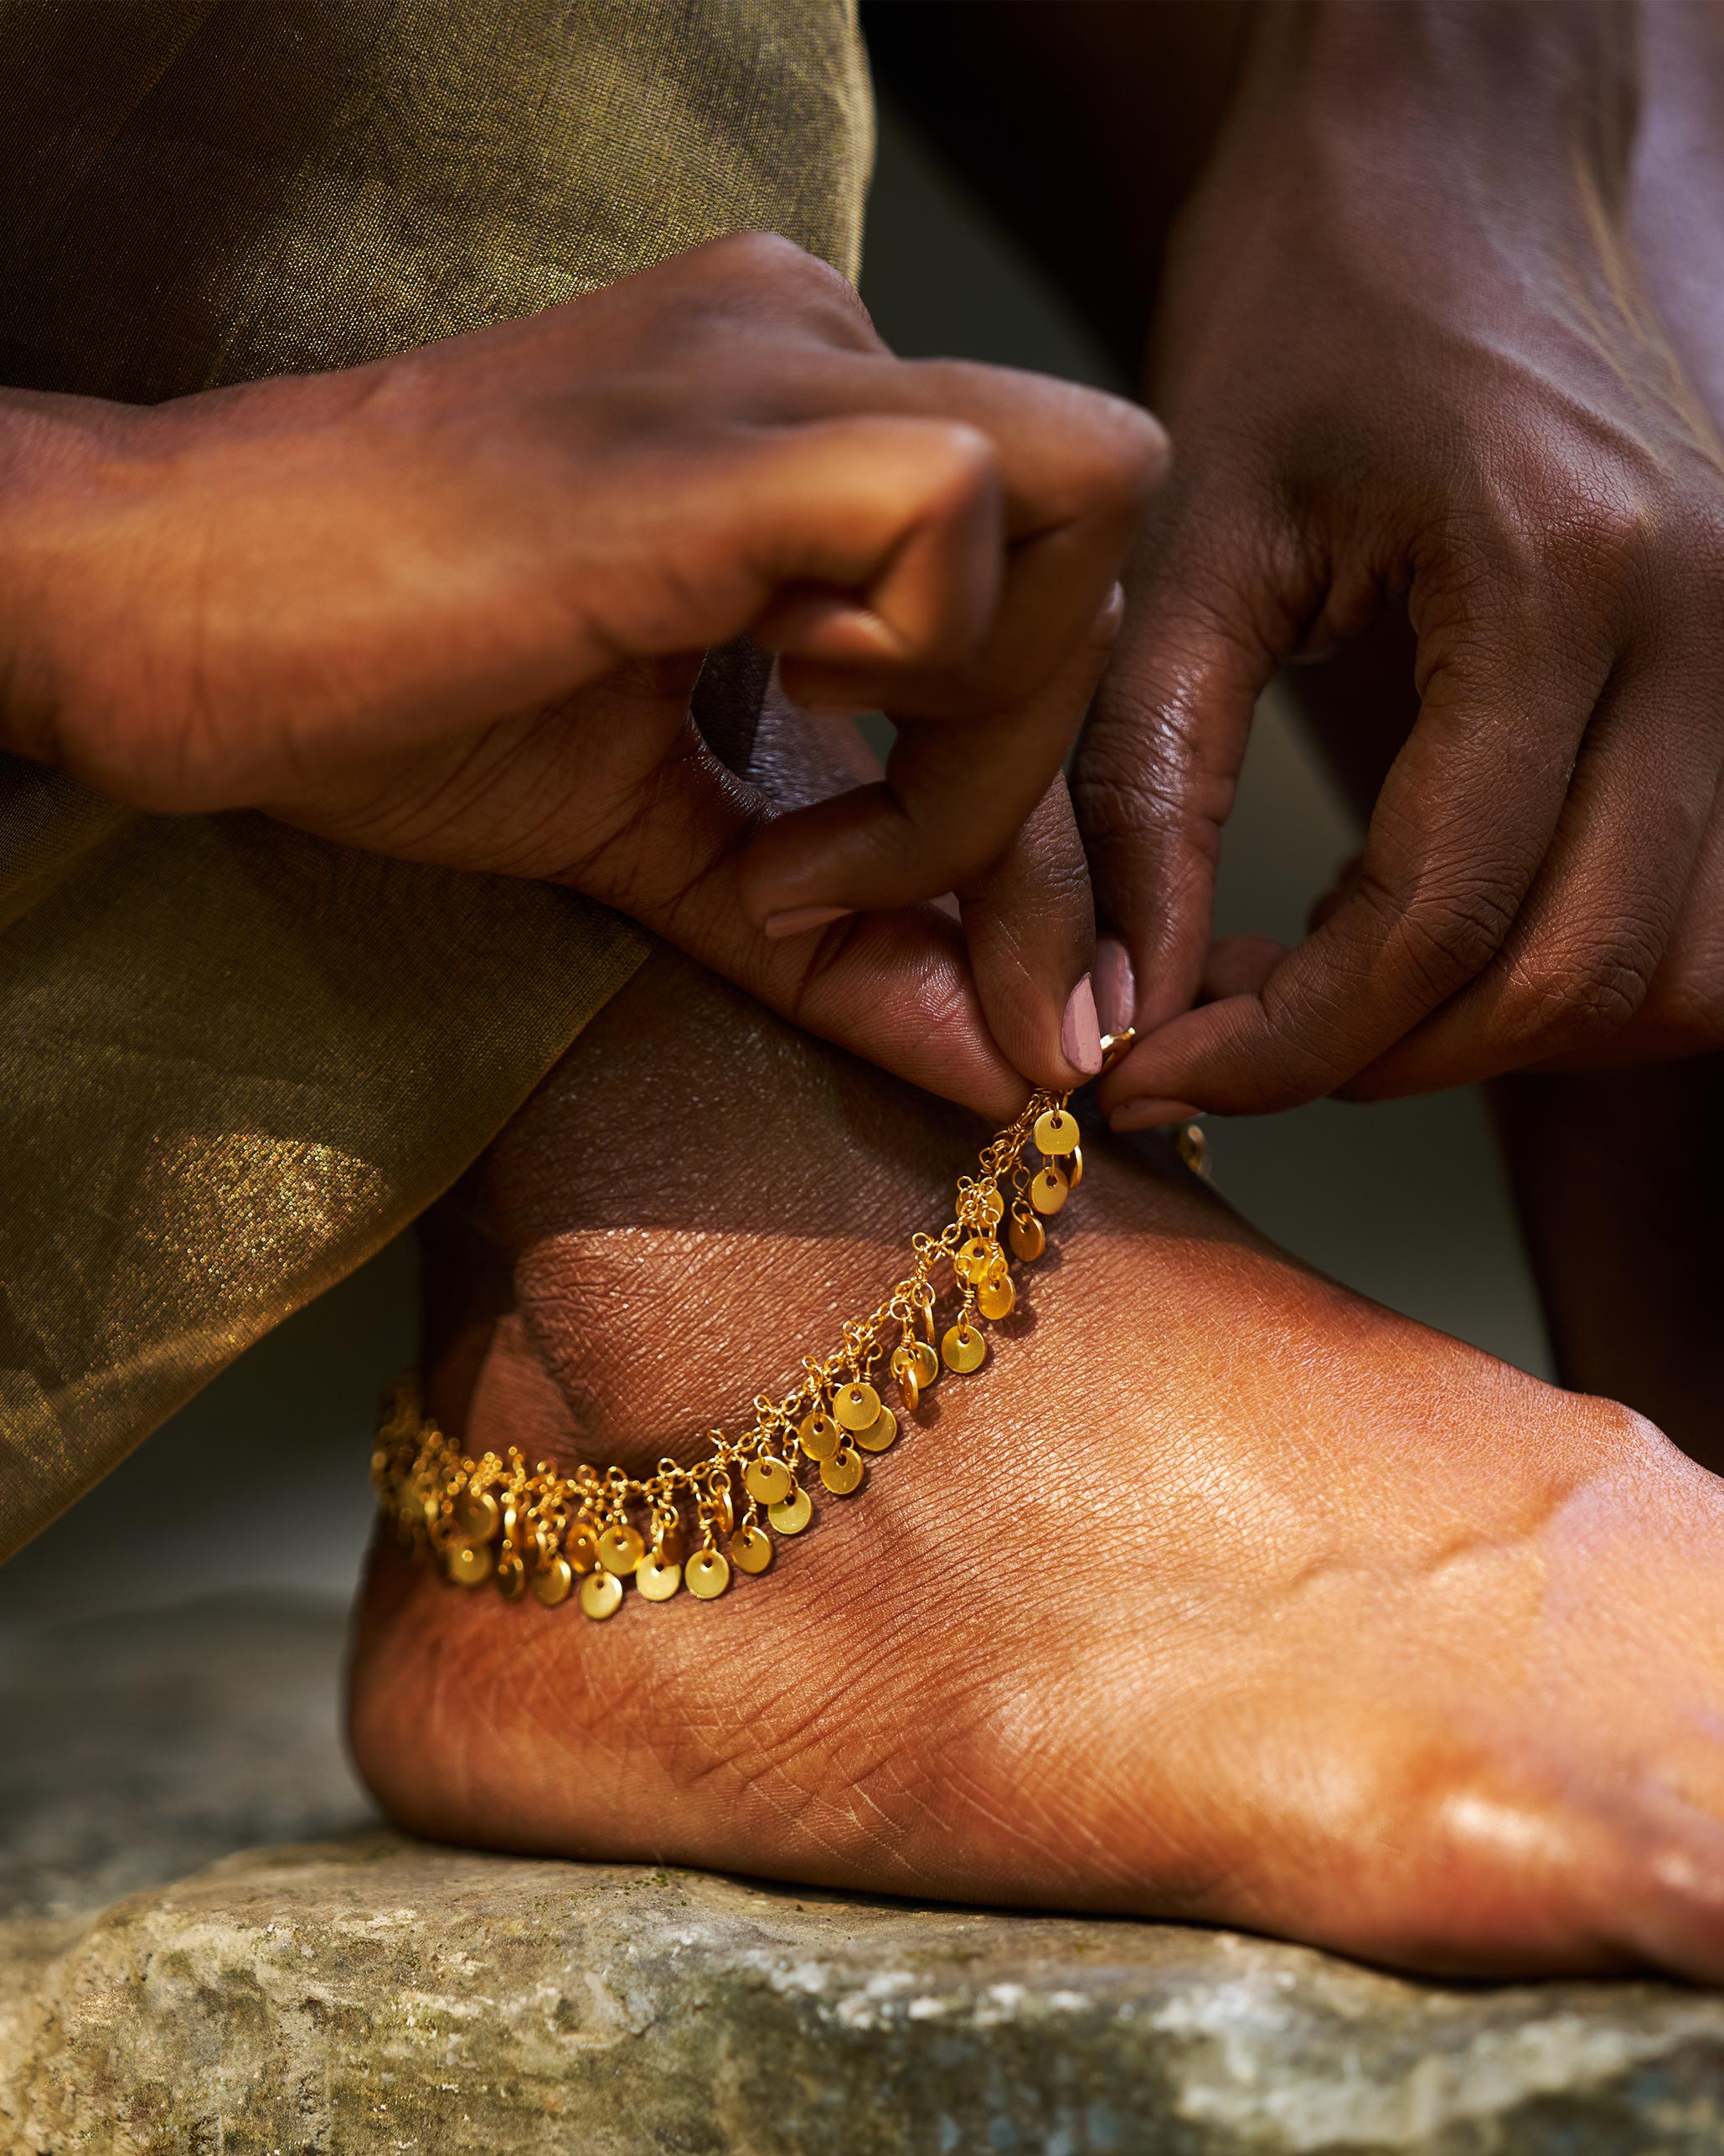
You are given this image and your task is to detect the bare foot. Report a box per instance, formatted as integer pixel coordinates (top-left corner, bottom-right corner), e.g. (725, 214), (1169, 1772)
(350, 951), (1724, 1979)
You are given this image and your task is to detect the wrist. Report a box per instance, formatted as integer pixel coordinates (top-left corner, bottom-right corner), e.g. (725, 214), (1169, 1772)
(0, 390), (137, 776)
(1257, 0), (1622, 127)
(1227, 0), (1629, 209)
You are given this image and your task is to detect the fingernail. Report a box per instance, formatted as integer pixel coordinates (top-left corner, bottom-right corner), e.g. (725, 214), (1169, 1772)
(1110, 1097), (1203, 1132)
(1092, 936), (1135, 1035)
(762, 905), (854, 940)
(1061, 975), (1104, 1076)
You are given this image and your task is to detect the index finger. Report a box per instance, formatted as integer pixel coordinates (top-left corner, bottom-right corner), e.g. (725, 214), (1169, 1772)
(741, 585), (1123, 925)
(1097, 602), (1609, 1117)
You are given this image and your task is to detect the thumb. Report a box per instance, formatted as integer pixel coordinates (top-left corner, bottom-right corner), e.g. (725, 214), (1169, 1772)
(565, 714), (1032, 1121)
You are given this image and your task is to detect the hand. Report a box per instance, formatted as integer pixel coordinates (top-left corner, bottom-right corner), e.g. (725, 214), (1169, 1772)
(0, 232), (1164, 1113)
(1076, 3), (1724, 1122)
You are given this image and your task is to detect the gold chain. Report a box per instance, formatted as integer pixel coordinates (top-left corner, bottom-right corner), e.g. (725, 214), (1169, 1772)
(373, 1034), (1198, 1621)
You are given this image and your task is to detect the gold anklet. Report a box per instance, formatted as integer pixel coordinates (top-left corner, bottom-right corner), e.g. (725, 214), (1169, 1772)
(373, 1037), (1197, 1620)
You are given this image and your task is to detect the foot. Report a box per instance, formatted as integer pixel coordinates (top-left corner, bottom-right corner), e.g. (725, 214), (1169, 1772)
(350, 951), (1724, 1979)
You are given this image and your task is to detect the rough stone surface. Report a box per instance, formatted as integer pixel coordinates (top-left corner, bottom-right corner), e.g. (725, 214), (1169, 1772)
(6, 1595), (1724, 2154)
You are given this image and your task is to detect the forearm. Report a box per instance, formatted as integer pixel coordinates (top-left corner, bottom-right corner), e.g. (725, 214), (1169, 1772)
(865, 0), (1634, 374)
(1224, 1), (1634, 235)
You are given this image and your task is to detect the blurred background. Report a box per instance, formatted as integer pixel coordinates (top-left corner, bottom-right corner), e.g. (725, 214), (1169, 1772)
(0, 92), (1549, 1642)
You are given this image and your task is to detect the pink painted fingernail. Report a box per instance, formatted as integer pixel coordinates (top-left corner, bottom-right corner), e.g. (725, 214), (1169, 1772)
(1061, 975), (1104, 1077)
(1093, 936), (1135, 1036)
(762, 905), (854, 940)
(1110, 1097), (1203, 1132)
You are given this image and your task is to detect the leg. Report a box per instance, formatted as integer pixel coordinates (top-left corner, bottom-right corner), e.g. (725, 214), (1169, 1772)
(351, 943), (1724, 1980)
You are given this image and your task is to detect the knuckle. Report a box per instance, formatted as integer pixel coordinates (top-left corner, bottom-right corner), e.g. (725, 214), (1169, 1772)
(1499, 929), (1661, 1050)
(1071, 734), (1228, 854)
(1386, 869), (1521, 996)
(1064, 393), (1172, 515)
(692, 231), (881, 347)
(909, 418), (1000, 506)
(1441, 455), (1717, 639)
(699, 228), (816, 282)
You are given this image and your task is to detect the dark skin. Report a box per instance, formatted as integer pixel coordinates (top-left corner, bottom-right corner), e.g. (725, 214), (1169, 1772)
(354, 930), (1724, 1983)
(876, 0), (1724, 1096)
(867, 0), (1724, 1458)
(0, 228), (1164, 1116)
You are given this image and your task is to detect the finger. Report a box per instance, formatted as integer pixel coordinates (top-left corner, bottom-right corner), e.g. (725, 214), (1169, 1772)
(1342, 642), (1724, 1097)
(1542, 772), (1724, 1067)
(1106, 936), (1282, 1132)
(1097, 596), (1613, 1119)
(540, 695), (1035, 1120)
(1308, 854), (1366, 934)
(286, 658), (1039, 1117)
(767, 354), (1164, 715)
(736, 589), (1122, 927)
(957, 776), (1099, 1090)
(1072, 506), (1303, 1036)
(752, 682), (1102, 1090)
(727, 414), (1007, 669)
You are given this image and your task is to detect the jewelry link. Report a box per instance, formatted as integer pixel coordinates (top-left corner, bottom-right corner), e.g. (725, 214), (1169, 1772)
(374, 1086), (1079, 1619)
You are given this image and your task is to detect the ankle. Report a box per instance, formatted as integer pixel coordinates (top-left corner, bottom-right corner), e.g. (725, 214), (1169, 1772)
(417, 950), (1000, 1477)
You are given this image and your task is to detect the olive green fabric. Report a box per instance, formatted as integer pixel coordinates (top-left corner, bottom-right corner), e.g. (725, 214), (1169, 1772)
(0, 0), (873, 1559)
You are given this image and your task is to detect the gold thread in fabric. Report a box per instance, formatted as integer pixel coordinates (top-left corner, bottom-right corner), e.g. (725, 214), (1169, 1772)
(0, 0), (872, 1560)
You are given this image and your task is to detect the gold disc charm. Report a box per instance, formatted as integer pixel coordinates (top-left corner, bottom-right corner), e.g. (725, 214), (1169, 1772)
(597, 1523), (644, 1576)
(1009, 1211), (1045, 1261)
(567, 1522), (599, 1574)
(854, 1406), (898, 1452)
(531, 1555), (573, 1608)
(730, 1524), (773, 1574)
(708, 1478), (736, 1536)
(799, 1408), (840, 1462)
(636, 1549), (683, 1601)
(686, 1548), (731, 1600)
(942, 1320), (987, 1373)
(834, 1380), (881, 1432)
(769, 1486), (813, 1534)
(1030, 1166), (1069, 1215)
(744, 1455), (794, 1506)
(1066, 1143), (1083, 1192)
(955, 1235), (995, 1285)
(495, 1551), (526, 1602)
(820, 1444), (864, 1494)
(455, 1489), (499, 1541)
(977, 1272), (1016, 1321)
(448, 1542), (493, 1589)
(1034, 1106), (1079, 1157)
(893, 1356), (920, 1413)
(897, 1339), (938, 1390)
(580, 1570), (623, 1621)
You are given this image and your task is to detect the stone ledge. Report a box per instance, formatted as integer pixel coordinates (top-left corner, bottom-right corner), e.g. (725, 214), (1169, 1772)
(8, 1830), (1724, 2154)
(6, 1593), (1724, 2155)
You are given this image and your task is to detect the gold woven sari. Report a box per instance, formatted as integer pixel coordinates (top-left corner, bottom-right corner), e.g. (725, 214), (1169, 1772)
(0, 0), (872, 1558)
